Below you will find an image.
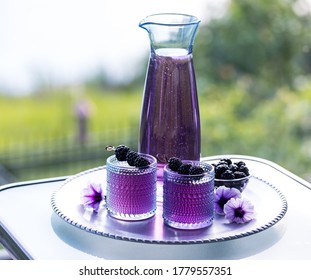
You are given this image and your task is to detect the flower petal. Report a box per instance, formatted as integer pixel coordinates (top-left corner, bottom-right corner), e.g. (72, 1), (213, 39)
(90, 182), (102, 194)
(214, 186), (241, 215)
(223, 197), (255, 224)
(80, 182), (104, 212)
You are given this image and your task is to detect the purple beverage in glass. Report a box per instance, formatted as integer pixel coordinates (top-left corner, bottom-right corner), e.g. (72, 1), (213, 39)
(163, 161), (215, 229)
(139, 14), (201, 179)
(106, 154), (157, 220)
(139, 50), (201, 162)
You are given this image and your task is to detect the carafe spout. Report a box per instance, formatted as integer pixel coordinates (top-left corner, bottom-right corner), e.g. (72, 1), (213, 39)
(139, 13), (200, 54)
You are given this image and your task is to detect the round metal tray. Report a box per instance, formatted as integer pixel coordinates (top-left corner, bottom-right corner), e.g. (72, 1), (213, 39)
(51, 166), (287, 244)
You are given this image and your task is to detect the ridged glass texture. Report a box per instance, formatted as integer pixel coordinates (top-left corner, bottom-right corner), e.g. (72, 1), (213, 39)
(106, 154), (157, 220)
(138, 14), (201, 173)
(163, 162), (215, 229)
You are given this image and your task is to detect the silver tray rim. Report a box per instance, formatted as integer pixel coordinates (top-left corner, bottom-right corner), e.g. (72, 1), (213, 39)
(51, 165), (288, 244)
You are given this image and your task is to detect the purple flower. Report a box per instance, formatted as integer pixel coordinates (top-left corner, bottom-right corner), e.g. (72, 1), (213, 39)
(214, 186), (241, 215)
(224, 197), (255, 224)
(81, 182), (105, 212)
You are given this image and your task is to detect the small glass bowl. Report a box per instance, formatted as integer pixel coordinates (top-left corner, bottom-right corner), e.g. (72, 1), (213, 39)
(214, 174), (251, 192)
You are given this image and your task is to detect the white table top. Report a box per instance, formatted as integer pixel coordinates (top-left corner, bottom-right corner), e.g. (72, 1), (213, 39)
(1, 155), (311, 260)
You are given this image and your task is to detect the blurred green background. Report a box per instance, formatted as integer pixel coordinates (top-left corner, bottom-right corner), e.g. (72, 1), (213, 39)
(1, 0), (311, 184)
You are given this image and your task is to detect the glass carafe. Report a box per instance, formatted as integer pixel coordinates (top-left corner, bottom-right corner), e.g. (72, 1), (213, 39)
(138, 13), (201, 176)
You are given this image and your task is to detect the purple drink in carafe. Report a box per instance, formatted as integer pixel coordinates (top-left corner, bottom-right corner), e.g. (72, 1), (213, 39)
(139, 48), (201, 168)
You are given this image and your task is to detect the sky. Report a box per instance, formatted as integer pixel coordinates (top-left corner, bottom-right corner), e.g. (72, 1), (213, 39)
(0, 0), (229, 95)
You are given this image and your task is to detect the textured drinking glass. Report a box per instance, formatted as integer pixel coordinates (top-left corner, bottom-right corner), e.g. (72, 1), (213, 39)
(163, 162), (215, 229)
(106, 154), (157, 220)
(138, 14), (201, 178)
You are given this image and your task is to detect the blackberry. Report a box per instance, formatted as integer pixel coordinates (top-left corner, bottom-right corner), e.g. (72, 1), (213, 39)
(115, 145), (130, 161)
(134, 156), (150, 168)
(220, 170), (235, 180)
(214, 158), (250, 180)
(215, 164), (229, 179)
(234, 171), (247, 178)
(220, 158), (232, 165)
(236, 161), (246, 167)
(217, 160), (227, 166)
(229, 163), (238, 173)
(168, 157), (182, 171)
(126, 150), (139, 166)
(238, 165), (249, 176)
(189, 165), (205, 175)
(177, 163), (192, 175)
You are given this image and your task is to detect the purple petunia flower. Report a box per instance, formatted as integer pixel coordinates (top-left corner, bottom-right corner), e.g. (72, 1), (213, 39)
(81, 182), (105, 212)
(214, 186), (241, 215)
(224, 197), (255, 224)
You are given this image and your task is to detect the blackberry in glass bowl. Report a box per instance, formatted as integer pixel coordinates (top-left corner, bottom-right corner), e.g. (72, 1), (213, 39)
(213, 159), (251, 192)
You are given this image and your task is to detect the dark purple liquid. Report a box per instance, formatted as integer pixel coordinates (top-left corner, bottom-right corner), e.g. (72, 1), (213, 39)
(106, 155), (157, 220)
(139, 49), (201, 163)
(107, 170), (156, 215)
(163, 168), (214, 227)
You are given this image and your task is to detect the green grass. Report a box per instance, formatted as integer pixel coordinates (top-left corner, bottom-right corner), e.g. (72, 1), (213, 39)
(0, 87), (143, 181)
(0, 87), (142, 149)
(1, 84), (311, 182)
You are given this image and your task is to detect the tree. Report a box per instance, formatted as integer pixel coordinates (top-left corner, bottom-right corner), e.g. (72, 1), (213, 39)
(195, 0), (311, 98)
